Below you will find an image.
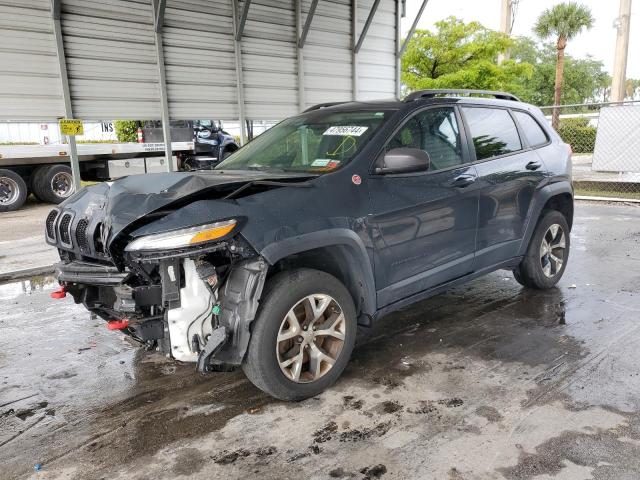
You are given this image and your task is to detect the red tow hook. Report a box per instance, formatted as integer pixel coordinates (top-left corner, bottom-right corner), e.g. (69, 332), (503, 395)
(50, 287), (67, 299)
(107, 319), (129, 330)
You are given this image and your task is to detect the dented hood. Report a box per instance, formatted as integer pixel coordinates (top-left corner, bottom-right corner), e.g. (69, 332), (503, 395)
(61, 170), (314, 250)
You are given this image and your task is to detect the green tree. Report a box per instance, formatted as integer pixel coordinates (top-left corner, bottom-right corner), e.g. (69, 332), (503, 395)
(114, 120), (139, 143)
(534, 2), (594, 128)
(401, 17), (533, 98)
(511, 38), (609, 107)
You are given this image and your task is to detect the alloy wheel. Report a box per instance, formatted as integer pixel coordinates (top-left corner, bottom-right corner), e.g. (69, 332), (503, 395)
(0, 177), (19, 205)
(276, 294), (346, 383)
(51, 171), (74, 199)
(540, 223), (566, 278)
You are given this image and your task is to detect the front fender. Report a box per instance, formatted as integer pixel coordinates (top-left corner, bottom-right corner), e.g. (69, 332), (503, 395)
(260, 228), (377, 319)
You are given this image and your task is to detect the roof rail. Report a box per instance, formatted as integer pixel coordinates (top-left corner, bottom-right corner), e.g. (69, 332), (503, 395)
(404, 89), (521, 102)
(303, 102), (348, 113)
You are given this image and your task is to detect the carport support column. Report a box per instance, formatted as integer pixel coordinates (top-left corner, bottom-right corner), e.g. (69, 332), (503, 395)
(232, 0), (247, 145)
(296, 0), (306, 112)
(395, 0), (402, 100)
(352, 0), (358, 101)
(153, 0), (173, 172)
(351, 0), (358, 101)
(51, 0), (81, 192)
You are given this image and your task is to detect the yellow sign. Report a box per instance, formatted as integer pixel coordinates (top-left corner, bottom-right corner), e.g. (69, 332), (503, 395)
(59, 119), (84, 136)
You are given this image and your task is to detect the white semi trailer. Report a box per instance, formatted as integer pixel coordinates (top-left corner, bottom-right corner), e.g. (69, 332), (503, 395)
(0, 141), (193, 212)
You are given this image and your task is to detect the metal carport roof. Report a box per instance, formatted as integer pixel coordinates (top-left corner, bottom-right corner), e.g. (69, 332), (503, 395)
(0, 0), (427, 176)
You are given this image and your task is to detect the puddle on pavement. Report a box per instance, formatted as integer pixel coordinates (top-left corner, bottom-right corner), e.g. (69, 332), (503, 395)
(0, 274), (56, 301)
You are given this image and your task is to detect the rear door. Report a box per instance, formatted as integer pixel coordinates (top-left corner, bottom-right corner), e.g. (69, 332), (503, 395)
(367, 106), (480, 307)
(460, 106), (548, 270)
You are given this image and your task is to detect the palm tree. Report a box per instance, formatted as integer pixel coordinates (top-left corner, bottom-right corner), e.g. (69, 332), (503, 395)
(534, 2), (594, 129)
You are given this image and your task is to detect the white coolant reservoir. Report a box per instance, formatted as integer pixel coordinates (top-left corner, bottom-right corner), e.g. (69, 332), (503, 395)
(167, 258), (214, 362)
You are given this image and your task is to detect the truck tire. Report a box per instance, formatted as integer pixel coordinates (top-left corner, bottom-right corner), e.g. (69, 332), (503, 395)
(242, 269), (357, 401)
(0, 169), (28, 212)
(29, 165), (49, 202)
(32, 164), (75, 204)
(513, 210), (570, 289)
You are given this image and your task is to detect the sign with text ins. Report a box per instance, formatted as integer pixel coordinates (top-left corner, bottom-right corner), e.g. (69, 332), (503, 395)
(59, 119), (84, 136)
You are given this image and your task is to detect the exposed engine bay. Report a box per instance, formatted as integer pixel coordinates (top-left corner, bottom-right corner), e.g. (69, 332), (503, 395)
(54, 236), (267, 371)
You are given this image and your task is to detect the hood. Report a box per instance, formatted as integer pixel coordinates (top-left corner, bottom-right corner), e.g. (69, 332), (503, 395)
(60, 170), (314, 254)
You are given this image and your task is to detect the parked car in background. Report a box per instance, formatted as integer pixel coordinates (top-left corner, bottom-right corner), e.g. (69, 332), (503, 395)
(46, 90), (573, 401)
(182, 120), (239, 171)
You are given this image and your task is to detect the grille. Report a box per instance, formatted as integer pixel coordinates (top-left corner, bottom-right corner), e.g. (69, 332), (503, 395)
(58, 213), (72, 247)
(76, 218), (90, 252)
(45, 210), (59, 241)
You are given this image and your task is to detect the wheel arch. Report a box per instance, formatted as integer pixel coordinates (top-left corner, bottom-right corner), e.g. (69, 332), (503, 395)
(541, 192), (574, 230)
(518, 181), (574, 256)
(260, 229), (377, 325)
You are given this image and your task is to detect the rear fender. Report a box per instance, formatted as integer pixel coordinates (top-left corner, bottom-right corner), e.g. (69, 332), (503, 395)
(518, 181), (573, 256)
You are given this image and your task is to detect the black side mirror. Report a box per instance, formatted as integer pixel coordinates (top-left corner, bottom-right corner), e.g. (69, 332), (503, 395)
(376, 147), (430, 174)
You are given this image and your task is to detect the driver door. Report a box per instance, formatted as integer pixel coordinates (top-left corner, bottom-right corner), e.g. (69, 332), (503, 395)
(367, 106), (480, 307)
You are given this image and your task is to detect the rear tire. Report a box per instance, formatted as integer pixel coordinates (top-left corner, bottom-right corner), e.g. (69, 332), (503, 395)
(242, 269), (357, 401)
(0, 169), (28, 212)
(32, 164), (75, 204)
(513, 210), (570, 289)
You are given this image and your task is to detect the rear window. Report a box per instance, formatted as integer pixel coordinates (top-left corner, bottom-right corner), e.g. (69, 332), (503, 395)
(512, 110), (548, 147)
(462, 107), (522, 160)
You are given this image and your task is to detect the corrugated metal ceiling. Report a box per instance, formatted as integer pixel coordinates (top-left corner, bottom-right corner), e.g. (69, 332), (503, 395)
(0, 0), (400, 122)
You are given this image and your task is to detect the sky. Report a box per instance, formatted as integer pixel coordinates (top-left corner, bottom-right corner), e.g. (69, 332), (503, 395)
(402, 0), (640, 78)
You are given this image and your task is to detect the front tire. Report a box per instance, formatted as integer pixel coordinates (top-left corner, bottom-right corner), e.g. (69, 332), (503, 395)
(513, 210), (570, 289)
(242, 269), (357, 401)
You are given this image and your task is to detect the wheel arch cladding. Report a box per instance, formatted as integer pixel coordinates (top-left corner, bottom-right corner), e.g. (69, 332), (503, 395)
(518, 181), (574, 256)
(542, 192), (574, 231)
(260, 229), (377, 324)
(214, 257), (268, 365)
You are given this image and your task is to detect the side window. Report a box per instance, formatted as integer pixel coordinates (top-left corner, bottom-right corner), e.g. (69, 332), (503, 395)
(462, 107), (522, 160)
(386, 107), (464, 171)
(512, 110), (549, 147)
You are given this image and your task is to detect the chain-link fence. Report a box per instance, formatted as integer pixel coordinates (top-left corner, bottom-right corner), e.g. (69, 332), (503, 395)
(540, 101), (640, 200)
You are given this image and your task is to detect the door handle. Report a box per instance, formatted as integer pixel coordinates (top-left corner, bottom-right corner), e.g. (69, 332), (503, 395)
(448, 174), (476, 188)
(526, 161), (542, 171)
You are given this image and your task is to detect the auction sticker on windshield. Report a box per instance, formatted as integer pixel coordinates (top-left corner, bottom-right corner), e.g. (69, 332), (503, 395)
(323, 126), (368, 136)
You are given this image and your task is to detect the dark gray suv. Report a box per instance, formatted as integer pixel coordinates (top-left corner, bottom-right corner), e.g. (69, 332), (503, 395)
(46, 89), (572, 400)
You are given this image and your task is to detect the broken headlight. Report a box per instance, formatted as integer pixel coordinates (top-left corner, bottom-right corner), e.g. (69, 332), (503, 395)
(125, 219), (237, 252)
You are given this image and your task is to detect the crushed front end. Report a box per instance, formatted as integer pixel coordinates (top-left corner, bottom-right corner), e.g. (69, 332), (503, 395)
(45, 179), (268, 372)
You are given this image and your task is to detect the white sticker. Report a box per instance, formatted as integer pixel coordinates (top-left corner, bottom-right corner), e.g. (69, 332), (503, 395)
(323, 126), (368, 136)
(311, 159), (332, 167)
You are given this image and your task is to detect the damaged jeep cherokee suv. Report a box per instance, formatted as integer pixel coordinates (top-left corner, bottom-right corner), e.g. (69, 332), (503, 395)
(46, 90), (573, 401)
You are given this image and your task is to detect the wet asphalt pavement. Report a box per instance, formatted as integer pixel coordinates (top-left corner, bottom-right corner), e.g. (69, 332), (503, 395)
(1, 201), (639, 480)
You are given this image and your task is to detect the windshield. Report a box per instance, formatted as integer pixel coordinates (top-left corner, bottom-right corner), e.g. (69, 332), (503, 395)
(215, 110), (394, 173)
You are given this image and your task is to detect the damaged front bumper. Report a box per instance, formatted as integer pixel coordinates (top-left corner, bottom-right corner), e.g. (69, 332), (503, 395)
(56, 252), (267, 372)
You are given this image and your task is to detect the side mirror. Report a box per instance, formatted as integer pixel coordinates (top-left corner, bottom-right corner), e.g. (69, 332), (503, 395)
(376, 147), (430, 174)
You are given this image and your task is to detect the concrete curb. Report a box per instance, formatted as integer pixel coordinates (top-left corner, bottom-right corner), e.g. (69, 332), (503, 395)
(575, 195), (640, 204)
(0, 265), (56, 283)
